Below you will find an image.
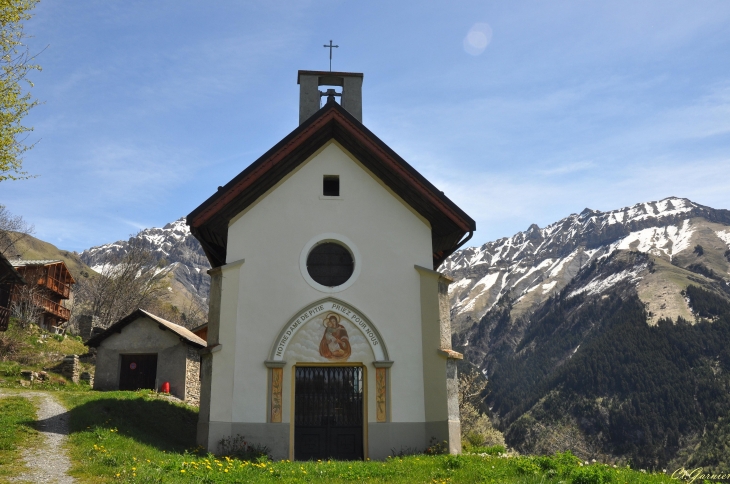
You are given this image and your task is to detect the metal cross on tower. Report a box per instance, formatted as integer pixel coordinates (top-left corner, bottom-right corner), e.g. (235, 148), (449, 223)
(323, 40), (339, 71)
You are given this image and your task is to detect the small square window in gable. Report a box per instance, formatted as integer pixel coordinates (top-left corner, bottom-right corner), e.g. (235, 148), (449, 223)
(323, 175), (340, 197)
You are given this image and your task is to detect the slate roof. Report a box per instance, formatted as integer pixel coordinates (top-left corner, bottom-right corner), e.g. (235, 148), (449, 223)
(187, 100), (476, 269)
(86, 308), (207, 348)
(9, 259), (63, 266)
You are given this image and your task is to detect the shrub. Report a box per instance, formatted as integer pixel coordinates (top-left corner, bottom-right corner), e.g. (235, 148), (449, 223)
(424, 437), (448, 455)
(217, 434), (270, 461)
(693, 244), (704, 256)
(0, 361), (20, 377)
(465, 431), (483, 447)
(571, 464), (614, 484)
(443, 454), (464, 469)
(514, 457), (540, 475)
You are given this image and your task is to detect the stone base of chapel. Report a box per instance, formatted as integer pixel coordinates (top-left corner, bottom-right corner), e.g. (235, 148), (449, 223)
(197, 420), (461, 461)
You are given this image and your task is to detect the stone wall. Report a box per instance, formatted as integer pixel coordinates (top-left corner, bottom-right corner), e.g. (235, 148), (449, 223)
(61, 354), (80, 384)
(78, 314), (101, 341)
(184, 345), (201, 406)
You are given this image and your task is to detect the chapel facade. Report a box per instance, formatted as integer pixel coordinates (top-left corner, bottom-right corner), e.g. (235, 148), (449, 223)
(187, 70), (476, 460)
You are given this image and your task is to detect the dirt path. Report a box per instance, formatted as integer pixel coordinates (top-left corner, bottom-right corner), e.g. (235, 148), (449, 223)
(0, 390), (76, 484)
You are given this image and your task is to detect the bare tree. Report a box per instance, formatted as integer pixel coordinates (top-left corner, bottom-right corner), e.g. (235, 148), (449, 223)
(10, 280), (42, 327)
(73, 234), (167, 328)
(147, 291), (208, 329)
(459, 368), (505, 448)
(0, 204), (34, 257)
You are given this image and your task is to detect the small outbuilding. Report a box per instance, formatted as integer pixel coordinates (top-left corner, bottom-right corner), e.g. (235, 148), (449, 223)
(86, 309), (206, 405)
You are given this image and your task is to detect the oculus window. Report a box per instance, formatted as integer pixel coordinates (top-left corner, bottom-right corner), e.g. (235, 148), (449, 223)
(306, 242), (354, 287)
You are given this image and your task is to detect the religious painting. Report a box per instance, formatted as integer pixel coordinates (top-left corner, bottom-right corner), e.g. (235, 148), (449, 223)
(318, 312), (352, 361)
(283, 304), (375, 363)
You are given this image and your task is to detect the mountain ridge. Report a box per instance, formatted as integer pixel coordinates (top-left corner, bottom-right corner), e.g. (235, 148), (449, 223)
(79, 218), (211, 313)
(443, 197), (730, 332)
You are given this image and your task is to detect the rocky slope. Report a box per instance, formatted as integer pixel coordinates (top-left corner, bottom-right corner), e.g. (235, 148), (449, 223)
(442, 197), (730, 333)
(80, 219), (211, 311)
(442, 197), (730, 468)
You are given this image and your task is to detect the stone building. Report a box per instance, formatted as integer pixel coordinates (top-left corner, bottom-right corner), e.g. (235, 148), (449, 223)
(86, 308), (205, 405)
(186, 70), (476, 460)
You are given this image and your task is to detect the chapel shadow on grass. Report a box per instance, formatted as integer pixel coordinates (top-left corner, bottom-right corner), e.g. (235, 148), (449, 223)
(64, 394), (198, 453)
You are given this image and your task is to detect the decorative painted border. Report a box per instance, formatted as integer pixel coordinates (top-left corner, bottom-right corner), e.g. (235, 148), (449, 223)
(376, 367), (387, 422)
(271, 368), (283, 423)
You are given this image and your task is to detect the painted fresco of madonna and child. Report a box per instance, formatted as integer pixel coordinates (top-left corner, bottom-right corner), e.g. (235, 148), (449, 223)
(319, 312), (352, 361)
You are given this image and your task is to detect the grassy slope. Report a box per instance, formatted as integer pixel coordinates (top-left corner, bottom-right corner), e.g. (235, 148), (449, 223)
(51, 390), (674, 484)
(11, 233), (97, 281)
(0, 320), (92, 385)
(0, 395), (38, 483)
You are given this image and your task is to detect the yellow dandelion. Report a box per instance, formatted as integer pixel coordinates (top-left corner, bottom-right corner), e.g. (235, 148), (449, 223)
(181, 469), (186, 473)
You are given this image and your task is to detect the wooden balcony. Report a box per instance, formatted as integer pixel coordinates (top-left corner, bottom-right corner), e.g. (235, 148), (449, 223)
(39, 276), (71, 299)
(33, 294), (71, 322)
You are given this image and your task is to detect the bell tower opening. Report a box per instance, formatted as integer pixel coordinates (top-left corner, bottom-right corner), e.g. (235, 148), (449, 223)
(297, 70), (363, 124)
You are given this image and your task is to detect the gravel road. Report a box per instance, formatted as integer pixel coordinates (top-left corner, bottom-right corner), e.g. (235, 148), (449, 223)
(0, 390), (76, 484)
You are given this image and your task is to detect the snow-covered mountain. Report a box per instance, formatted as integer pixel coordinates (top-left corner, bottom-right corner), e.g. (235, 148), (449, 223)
(443, 198), (730, 468)
(442, 197), (730, 333)
(80, 219), (211, 306)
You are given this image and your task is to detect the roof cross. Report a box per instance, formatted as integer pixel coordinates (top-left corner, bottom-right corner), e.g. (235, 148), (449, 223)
(323, 40), (339, 71)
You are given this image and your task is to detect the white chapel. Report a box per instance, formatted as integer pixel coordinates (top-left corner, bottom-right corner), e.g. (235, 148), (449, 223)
(186, 70), (476, 460)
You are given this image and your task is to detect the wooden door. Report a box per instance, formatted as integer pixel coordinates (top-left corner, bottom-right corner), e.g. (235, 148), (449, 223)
(294, 366), (363, 460)
(119, 354), (158, 391)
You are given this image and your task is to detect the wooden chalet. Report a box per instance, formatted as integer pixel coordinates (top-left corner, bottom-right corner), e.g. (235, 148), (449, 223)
(9, 259), (75, 331)
(0, 253), (26, 331)
(191, 322), (208, 342)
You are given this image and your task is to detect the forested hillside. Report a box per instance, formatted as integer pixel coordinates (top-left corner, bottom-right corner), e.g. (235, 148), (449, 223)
(460, 252), (730, 470)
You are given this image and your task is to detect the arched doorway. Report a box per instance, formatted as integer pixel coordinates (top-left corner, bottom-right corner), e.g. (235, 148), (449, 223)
(294, 365), (364, 460)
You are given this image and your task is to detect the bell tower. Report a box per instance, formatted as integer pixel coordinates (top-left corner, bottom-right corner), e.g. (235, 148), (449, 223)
(297, 70), (363, 124)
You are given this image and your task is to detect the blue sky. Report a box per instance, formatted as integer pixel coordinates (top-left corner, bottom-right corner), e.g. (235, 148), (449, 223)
(2, 1), (730, 252)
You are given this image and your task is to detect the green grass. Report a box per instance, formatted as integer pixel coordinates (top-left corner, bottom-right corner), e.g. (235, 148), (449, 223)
(0, 319), (94, 390)
(0, 395), (38, 482)
(51, 390), (677, 484)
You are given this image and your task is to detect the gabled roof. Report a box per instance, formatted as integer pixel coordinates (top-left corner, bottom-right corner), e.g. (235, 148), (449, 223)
(187, 100), (476, 269)
(10, 259), (62, 266)
(10, 259), (76, 284)
(86, 308), (207, 348)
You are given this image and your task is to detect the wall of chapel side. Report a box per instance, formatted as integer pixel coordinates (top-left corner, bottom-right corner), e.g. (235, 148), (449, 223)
(416, 266), (462, 455)
(196, 267), (219, 447)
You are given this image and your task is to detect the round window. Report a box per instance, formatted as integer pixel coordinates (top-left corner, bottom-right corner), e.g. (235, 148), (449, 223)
(306, 242), (354, 287)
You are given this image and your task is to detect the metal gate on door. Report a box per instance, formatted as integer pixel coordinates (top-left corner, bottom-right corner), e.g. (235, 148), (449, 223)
(294, 366), (364, 460)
